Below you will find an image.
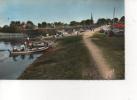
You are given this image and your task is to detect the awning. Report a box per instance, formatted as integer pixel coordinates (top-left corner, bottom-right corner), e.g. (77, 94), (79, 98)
(112, 23), (124, 29)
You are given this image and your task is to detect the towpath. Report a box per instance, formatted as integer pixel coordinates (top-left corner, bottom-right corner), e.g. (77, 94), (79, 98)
(82, 28), (115, 79)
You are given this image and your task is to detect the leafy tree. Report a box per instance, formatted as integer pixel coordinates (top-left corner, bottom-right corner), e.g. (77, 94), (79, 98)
(1, 25), (10, 33)
(27, 21), (34, 25)
(96, 18), (107, 25)
(9, 21), (21, 33)
(106, 19), (112, 25)
(47, 23), (52, 28)
(38, 23), (42, 28)
(119, 16), (125, 23)
(82, 19), (90, 25)
(26, 21), (34, 29)
(80, 19), (93, 26)
(85, 19), (93, 25)
(112, 18), (119, 23)
(70, 21), (79, 26)
(54, 22), (64, 27)
(80, 20), (85, 26)
(42, 22), (47, 28)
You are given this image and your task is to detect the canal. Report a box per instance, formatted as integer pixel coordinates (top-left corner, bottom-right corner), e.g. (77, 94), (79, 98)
(0, 40), (41, 79)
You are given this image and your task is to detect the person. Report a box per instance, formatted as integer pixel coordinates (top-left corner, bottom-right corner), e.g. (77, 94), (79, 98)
(46, 42), (49, 47)
(24, 41), (27, 45)
(25, 37), (32, 48)
(92, 28), (94, 31)
(48, 41), (52, 48)
(13, 46), (18, 52)
(77, 31), (79, 36)
(28, 42), (33, 49)
(21, 44), (25, 51)
(27, 37), (30, 41)
(25, 37), (30, 45)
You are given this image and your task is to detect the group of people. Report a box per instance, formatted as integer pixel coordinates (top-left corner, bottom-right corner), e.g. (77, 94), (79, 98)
(12, 37), (51, 52)
(13, 37), (33, 52)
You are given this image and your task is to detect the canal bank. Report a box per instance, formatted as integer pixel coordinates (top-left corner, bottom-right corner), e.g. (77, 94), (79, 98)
(0, 33), (27, 39)
(19, 36), (101, 79)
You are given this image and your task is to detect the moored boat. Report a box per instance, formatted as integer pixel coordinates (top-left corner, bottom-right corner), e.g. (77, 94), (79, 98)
(9, 46), (49, 56)
(33, 42), (47, 47)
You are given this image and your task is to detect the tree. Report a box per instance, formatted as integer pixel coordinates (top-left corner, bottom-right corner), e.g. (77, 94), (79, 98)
(54, 22), (64, 27)
(112, 18), (119, 23)
(42, 22), (47, 28)
(16, 21), (21, 26)
(106, 19), (112, 25)
(119, 16), (125, 23)
(47, 23), (52, 28)
(84, 19), (91, 25)
(70, 21), (79, 26)
(2, 25), (10, 33)
(80, 19), (93, 26)
(26, 21), (34, 29)
(38, 23), (42, 28)
(9, 21), (21, 33)
(27, 21), (34, 25)
(96, 18), (107, 25)
(80, 20), (86, 26)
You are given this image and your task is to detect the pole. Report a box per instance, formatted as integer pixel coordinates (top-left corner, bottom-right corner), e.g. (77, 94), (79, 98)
(112, 7), (115, 29)
(91, 12), (93, 25)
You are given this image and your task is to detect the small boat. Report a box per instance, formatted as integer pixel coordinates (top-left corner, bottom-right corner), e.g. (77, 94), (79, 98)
(33, 42), (47, 47)
(9, 46), (49, 56)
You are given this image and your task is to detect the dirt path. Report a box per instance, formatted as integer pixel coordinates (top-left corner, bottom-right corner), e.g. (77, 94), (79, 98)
(82, 28), (115, 79)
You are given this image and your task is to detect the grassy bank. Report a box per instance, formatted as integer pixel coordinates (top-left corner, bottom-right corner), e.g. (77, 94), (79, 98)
(91, 33), (125, 79)
(19, 36), (101, 79)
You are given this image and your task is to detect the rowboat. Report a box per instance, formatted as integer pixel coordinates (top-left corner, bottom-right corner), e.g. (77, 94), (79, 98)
(33, 42), (47, 47)
(9, 46), (49, 56)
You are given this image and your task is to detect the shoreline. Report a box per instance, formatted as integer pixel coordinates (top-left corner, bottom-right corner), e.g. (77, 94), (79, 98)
(19, 36), (101, 80)
(18, 47), (54, 79)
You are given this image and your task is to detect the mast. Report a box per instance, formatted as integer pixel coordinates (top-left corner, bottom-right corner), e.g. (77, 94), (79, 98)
(91, 12), (93, 25)
(112, 7), (115, 28)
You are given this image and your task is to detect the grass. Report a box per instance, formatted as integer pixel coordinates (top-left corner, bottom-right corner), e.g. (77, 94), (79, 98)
(92, 33), (125, 79)
(19, 36), (101, 79)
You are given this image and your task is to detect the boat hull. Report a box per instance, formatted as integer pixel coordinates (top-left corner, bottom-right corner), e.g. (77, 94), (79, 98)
(10, 47), (49, 56)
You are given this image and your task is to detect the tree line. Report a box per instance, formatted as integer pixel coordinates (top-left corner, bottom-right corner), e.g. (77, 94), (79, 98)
(0, 16), (124, 33)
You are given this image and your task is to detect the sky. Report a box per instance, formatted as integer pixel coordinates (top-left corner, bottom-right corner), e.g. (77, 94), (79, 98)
(0, 0), (124, 26)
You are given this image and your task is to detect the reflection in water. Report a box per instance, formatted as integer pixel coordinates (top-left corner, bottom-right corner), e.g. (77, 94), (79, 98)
(11, 54), (35, 61)
(12, 55), (17, 61)
(20, 55), (25, 60)
(29, 54), (34, 60)
(3, 42), (10, 45)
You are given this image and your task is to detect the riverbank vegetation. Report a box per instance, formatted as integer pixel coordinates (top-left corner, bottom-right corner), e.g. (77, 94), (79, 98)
(19, 36), (101, 79)
(91, 33), (124, 79)
(0, 16), (124, 33)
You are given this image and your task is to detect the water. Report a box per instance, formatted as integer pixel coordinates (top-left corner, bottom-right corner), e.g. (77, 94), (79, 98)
(0, 41), (41, 79)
